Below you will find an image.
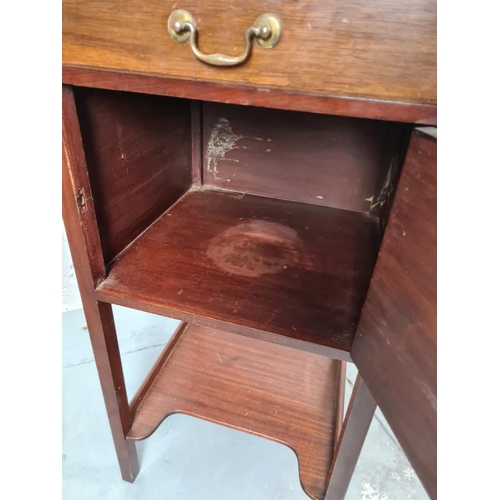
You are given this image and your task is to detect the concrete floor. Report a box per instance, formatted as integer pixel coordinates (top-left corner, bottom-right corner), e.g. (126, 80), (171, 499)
(62, 306), (429, 500)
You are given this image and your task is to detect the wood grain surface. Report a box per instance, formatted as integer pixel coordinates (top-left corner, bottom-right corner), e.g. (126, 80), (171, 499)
(74, 87), (192, 264)
(63, 0), (436, 115)
(325, 375), (376, 500)
(96, 188), (380, 354)
(352, 128), (437, 498)
(127, 322), (343, 500)
(63, 67), (437, 125)
(62, 85), (140, 481)
(203, 103), (392, 212)
(191, 101), (203, 186)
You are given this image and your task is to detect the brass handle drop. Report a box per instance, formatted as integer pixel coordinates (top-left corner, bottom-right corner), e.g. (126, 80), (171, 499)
(167, 10), (283, 67)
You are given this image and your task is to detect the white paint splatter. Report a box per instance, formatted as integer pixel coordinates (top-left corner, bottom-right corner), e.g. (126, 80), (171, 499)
(371, 154), (399, 210)
(206, 118), (243, 178)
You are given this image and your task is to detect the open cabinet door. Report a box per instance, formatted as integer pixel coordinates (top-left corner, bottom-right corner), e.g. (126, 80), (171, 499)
(351, 128), (437, 498)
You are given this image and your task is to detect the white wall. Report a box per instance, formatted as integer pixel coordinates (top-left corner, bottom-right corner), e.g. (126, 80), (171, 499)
(62, 223), (83, 312)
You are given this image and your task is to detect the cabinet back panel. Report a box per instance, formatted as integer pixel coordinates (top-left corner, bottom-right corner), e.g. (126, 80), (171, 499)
(203, 103), (391, 212)
(74, 88), (192, 265)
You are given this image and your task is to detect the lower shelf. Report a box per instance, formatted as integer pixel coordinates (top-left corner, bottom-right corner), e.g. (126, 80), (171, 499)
(127, 323), (344, 500)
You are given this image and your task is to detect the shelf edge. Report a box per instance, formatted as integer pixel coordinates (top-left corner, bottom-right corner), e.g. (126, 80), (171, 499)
(96, 289), (353, 362)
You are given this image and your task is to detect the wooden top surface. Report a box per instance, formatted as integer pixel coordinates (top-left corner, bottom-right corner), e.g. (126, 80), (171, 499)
(63, 0), (436, 122)
(128, 322), (343, 500)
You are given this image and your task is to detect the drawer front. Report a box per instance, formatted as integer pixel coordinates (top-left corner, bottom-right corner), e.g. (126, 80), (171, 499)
(63, 0), (436, 106)
(351, 128), (436, 498)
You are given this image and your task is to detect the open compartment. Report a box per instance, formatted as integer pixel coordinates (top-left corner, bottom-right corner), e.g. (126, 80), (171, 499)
(74, 87), (411, 356)
(67, 85), (420, 499)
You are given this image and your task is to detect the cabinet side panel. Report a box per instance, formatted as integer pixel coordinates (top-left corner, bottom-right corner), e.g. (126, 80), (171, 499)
(74, 88), (192, 264)
(351, 129), (437, 498)
(62, 85), (139, 480)
(202, 103), (391, 213)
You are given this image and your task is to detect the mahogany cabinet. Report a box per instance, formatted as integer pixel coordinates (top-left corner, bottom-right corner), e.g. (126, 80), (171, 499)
(62, 1), (436, 498)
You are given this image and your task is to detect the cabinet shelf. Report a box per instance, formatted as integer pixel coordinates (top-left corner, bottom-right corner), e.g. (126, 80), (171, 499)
(127, 322), (344, 500)
(96, 188), (380, 356)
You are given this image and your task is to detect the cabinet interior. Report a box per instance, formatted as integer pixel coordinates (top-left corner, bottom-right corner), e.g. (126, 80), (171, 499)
(74, 86), (412, 353)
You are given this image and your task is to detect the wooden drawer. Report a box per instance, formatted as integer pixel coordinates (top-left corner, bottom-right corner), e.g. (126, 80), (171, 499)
(63, 0), (436, 117)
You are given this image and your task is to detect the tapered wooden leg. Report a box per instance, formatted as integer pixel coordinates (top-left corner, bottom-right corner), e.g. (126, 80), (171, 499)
(63, 84), (139, 482)
(84, 301), (139, 482)
(325, 374), (376, 500)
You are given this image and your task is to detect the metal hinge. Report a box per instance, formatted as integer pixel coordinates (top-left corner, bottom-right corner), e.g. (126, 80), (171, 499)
(76, 188), (86, 213)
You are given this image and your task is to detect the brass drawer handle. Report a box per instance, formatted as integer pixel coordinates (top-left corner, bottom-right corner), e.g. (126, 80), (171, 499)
(167, 10), (282, 67)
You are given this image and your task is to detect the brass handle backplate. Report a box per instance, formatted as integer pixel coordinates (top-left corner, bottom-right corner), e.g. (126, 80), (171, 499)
(167, 10), (282, 67)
